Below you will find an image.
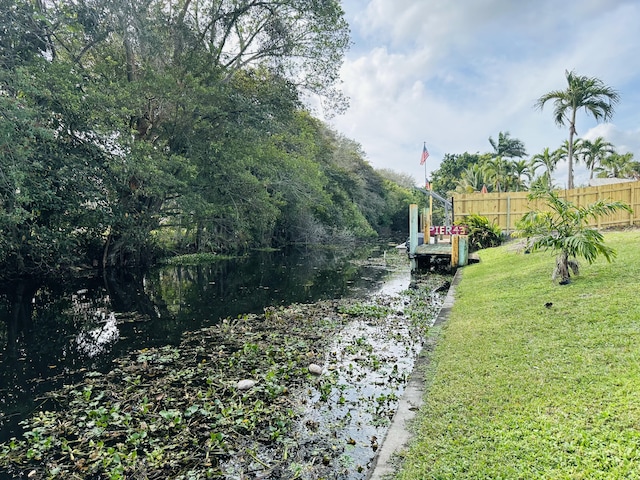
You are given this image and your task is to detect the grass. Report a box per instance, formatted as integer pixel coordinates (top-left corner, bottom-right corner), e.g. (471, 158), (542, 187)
(395, 229), (640, 479)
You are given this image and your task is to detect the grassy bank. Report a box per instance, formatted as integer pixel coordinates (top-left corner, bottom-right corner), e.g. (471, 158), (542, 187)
(396, 229), (640, 479)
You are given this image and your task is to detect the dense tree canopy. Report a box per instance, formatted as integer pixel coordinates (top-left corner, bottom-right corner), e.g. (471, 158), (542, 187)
(0, 0), (416, 279)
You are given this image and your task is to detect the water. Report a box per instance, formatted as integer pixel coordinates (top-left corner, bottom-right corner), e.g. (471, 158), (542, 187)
(0, 243), (408, 443)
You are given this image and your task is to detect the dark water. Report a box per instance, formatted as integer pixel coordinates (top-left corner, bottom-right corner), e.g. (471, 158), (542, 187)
(0, 243), (405, 442)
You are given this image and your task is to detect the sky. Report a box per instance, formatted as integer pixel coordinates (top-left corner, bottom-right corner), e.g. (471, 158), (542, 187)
(328, 0), (640, 189)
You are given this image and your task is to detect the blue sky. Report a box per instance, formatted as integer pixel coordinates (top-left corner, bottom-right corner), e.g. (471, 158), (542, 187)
(328, 0), (640, 188)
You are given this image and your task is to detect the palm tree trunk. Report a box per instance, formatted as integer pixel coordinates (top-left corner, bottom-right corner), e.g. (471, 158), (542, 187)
(556, 251), (571, 283)
(568, 109), (577, 189)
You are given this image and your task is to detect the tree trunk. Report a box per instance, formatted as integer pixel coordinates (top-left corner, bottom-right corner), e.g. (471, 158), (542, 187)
(555, 251), (571, 283)
(568, 109), (577, 190)
(102, 232), (112, 269)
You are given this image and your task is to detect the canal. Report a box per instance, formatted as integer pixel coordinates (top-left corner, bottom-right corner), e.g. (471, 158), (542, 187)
(0, 242), (450, 478)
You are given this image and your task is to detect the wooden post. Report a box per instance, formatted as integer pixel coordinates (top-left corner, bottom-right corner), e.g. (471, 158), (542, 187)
(451, 234), (459, 268)
(458, 235), (469, 266)
(409, 204), (418, 271)
(506, 196), (511, 236)
(632, 182), (638, 226)
(422, 207), (430, 244)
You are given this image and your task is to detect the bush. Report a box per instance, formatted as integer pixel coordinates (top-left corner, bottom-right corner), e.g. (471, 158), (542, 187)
(455, 214), (503, 252)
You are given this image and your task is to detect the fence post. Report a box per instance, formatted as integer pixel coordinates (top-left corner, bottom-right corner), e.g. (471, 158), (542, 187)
(506, 196), (511, 236)
(632, 183), (637, 226)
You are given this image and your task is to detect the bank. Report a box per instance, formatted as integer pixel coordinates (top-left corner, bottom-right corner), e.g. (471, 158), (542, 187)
(381, 229), (640, 479)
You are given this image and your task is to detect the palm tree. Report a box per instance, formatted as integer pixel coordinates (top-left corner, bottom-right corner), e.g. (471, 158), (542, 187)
(530, 147), (560, 189)
(488, 131), (527, 159)
(456, 164), (491, 193)
(483, 156), (513, 193)
(578, 137), (614, 180)
(596, 152), (640, 179)
(515, 187), (632, 284)
(535, 70), (620, 189)
(511, 159), (533, 191)
(554, 139), (582, 187)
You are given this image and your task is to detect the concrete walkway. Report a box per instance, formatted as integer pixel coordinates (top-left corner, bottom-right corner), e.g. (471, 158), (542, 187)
(367, 269), (462, 479)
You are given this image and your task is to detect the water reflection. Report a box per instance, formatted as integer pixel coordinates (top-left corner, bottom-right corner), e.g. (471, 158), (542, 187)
(75, 311), (119, 358)
(0, 243), (404, 441)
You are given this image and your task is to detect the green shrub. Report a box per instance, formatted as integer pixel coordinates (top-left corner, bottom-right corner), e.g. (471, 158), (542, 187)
(455, 214), (503, 252)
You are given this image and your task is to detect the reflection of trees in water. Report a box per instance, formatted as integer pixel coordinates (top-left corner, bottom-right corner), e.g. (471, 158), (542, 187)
(0, 245), (380, 370)
(144, 246), (374, 325)
(75, 311), (119, 358)
(0, 243), (391, 440)
(1, 281), (37, 360)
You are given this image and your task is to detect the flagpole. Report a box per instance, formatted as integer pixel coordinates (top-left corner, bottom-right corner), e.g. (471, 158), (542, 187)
(423, 142), (427, 189)
(420, 141), (433, 240)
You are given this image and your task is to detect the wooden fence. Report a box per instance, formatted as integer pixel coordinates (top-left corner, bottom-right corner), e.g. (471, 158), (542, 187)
(452, 180), (640, 234)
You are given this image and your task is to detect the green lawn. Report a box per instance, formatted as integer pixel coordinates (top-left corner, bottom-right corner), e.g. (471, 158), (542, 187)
(395, 229), (640, 479)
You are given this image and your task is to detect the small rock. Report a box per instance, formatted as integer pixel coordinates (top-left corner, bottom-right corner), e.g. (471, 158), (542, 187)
(236, 379), (257, 390)
(308, 364), (323, 375)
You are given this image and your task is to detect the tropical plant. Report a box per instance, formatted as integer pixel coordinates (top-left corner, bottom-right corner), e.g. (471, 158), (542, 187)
(535, 70), (620, 189)
(455, 214), (503, 252)
(488, 131), (527, 159)
(511, 159), (533, 191)
(555, 138), (582, 167)
(596, 152), (640, 179)
(431, 152), (489, 194)
(483, 156), (513, 193)
(530, 147), (560, 189)
(578, 136), (615, 180)
(456, 165), (491, 193)
(515, 187), (632, 284)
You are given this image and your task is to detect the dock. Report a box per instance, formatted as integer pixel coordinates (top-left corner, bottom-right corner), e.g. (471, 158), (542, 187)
(407, 203), (476, 271)
(411, 239), (479, 270)
(414, 241), (456, 268)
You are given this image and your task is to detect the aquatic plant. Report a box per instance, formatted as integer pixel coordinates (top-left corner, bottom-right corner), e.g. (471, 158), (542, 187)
(0, 274), (450, 479)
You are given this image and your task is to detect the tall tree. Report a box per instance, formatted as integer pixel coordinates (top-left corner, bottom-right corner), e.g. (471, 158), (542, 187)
(552, 139), (583, 188)
(488, 131), (527, 159)
(0, 0), (356, 276)
(431, 152), (489, 194)
(483, 156), (514, 193)
(535, 70), (619, 189)
(578, 137), (614, 180)
(530, 147), (560, 189)
(511, 159), (533, 191)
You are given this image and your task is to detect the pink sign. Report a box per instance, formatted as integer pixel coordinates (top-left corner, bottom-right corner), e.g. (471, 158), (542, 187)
(429, 225), (467, 236)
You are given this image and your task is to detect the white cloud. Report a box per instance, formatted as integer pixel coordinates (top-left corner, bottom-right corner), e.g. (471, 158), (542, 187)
(332, 1), (640, 188)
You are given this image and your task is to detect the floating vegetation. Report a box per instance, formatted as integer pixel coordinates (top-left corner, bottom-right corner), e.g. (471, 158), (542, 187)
(164, 253), (237, 265)
(337, 303), (393, 318)
(0, 272), (452, 479)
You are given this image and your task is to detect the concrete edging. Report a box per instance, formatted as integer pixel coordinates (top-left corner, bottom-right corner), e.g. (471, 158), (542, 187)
(367, 268), (463, 479)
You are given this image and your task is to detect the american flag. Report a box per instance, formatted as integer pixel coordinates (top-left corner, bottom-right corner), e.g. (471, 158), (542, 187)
(420, 144), (429, 165)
